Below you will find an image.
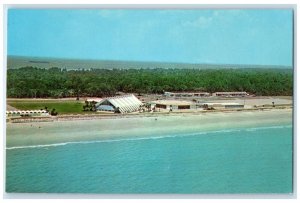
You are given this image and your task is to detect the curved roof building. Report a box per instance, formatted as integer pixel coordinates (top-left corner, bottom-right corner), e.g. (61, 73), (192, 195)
(96, 94), (142, 114)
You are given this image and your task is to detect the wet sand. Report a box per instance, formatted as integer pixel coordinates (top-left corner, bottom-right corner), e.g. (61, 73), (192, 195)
(6, 109), (293, 148)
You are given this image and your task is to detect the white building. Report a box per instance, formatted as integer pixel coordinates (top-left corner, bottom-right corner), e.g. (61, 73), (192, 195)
(86, 98), (103, 103)
(148, 100), (197, 111)
(96, 94), (142, 114)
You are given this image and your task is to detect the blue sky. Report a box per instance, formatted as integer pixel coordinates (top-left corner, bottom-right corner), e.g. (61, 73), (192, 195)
(8, 9), (293, 66)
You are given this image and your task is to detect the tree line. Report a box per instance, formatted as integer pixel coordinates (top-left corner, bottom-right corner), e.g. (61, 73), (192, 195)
(7, 66), (293, 98)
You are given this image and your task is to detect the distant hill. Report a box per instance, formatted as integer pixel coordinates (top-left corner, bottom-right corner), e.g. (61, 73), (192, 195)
(7, 56), (292, 70)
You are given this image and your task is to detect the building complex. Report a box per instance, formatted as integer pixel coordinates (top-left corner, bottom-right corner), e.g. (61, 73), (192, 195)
(165, 91), (249, 98)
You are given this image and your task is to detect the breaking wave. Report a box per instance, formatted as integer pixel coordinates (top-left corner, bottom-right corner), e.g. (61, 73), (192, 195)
(6, 124), (292, 150)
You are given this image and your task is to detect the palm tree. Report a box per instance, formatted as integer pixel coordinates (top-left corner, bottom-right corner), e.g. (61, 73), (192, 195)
(91, 101), (97, 111)
(83, 100), (89, 111)
(50, 108), (58, 116)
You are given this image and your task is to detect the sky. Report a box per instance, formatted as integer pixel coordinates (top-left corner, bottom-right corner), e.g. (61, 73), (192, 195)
(7, 9), (293, 66)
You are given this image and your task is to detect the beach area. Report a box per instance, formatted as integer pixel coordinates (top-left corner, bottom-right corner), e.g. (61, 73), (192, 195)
(5, 90), (294, 194)
(6, 108), (293, 193)
(6, 108), (293, 149)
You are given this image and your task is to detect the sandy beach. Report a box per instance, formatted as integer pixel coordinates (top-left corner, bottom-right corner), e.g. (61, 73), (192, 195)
(6, 109), (293, 148)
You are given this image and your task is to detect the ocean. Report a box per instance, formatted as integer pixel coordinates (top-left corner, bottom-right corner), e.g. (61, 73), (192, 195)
(7, 55), (292, 70)
(6, 124), (293, 194)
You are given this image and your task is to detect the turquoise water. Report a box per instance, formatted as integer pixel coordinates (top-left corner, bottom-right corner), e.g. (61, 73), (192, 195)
(6, 125), (293, 194)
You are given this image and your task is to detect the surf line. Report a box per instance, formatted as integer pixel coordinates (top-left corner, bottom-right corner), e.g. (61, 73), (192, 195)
(6, 124), (292, 150)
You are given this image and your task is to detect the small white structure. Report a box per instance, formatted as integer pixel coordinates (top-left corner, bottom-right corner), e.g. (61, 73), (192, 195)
(86, 98), (103, 103)
(96, 94), (142, 114)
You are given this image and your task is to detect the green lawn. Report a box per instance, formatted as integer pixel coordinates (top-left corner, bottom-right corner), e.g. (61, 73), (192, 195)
(7, 100), (90, 114)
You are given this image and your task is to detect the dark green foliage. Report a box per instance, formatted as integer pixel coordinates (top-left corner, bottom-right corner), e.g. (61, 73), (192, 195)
(50, 108), (58, 116)
(83, 101), (97, 112)
(7, 67), (293, 98)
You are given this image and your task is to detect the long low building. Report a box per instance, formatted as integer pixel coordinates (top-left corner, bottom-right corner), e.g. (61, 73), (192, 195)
(164, 91), (210, 98)
(148, 100), (197, 111)
(197, 102), (244, 109)
(6, 110), (49, 117)
(212, 92), (249, 97)
(164, 91), (249, 98)
(96, 94), (142, 114)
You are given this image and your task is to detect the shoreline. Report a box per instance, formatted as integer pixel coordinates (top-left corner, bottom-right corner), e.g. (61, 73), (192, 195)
(6, 108), (293, 148)
(7, 106), (293, 123)
(6, 124), (292, 150)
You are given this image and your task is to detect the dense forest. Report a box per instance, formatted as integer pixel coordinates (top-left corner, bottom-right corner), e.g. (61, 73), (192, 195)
(7, 67), (293, 98)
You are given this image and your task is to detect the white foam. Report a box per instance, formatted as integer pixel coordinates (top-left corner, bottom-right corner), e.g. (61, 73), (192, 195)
(6, 124), (292, 150)
(245, 125), (292, 132)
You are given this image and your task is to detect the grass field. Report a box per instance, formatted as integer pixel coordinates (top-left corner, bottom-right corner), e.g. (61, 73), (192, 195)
(7, 100), (90, 114)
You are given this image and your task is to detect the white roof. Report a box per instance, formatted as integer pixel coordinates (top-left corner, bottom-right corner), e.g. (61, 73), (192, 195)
(6, 110), (48, 114)
(215, 92), (247, 94)
(165, 92), (210, 94)
(199, 102), (243, 106)
(150, 100), (195, 106)
(97, 94), (142, 114)
(86, 98), (103, 103)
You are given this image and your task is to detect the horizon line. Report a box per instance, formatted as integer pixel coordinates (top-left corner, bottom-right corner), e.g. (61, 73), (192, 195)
(7, 55), (293, 68)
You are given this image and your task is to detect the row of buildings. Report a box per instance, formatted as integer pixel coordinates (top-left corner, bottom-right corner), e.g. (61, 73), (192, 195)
(6, 110), (49, 117)
(92, 91), (248, 113)
(93, 93), (245, 114)
(164, 91), (249, 98)
(7, 91), (248, 117)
